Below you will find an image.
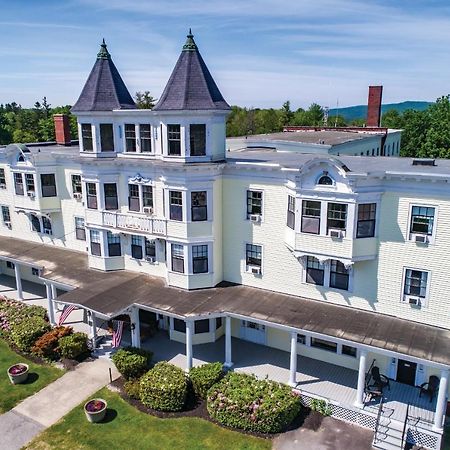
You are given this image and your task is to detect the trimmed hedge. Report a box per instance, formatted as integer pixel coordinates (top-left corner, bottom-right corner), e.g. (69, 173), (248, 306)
(58, 332), (89, 359)
(140, 361), (188, 411)
(190, 362), (224, 399)
(112, 347), (153, 380)
(124, 378), (141, 399)
(32, 326), (73, 360)
(207, 372), (301, 433)
(10, 316), (51, 352)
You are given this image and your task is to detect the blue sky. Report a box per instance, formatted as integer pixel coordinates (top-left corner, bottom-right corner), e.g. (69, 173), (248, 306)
(0, 0), (449, 109)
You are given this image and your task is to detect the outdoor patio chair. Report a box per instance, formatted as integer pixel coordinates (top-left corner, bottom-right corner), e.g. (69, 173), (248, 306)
(371, 366), (390, 391)
(364, 383), (383, 401)
(419, 375), (439, 403)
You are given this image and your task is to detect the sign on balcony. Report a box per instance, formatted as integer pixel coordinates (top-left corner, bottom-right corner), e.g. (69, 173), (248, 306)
(102, 212), (166, 235)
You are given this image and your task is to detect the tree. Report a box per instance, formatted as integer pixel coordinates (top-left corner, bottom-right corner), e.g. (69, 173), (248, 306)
(422, 95), (450, 158)
(328, 115), (347, 127)
(134, 91), (157, 109)
(381, 109), (404, 129)
(305, 103), (324, 126)
(279, 101), (293, 128)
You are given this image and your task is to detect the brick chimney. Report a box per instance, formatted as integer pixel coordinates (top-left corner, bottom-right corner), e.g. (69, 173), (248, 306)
(367, 86), (383, 127)
(53, 114), (71, 146)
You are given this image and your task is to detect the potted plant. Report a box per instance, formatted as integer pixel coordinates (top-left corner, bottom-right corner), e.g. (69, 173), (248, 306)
(84, 398), (107, 423)
(7, 363), (29, 384)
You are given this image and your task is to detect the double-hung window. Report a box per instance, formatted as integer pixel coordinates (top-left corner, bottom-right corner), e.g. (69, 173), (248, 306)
(327, 203), (347, 233)
(100, 124), (114, 152)
(14, 173), (24, 195)
(190, 124), (206, 156)
(169, 191), (183, 221)
(301, 200), (320, 234)
(404, 269), (428, 299)
(305, 256), (324, 286)
(357, 203), (376, 238)
(42, 216), (52, 235)
(171, 244), (184, 273)
(145, 238), (156, 259)
(72, 175), (82, 195)
(192, 245), (208, 274)
(25, 174), (35, 193)
(247, 190), (262, 218)
(140, 125), (151, 152)
(167, 124), (181, 155)
(128, 184), (140, 211)
(142, 186), (153, 208)
(131, 235), (143, 259)
(410, 206), (435, 236)
(329, 260), (349, 290)
(81, 124), (93, 151)
(107, 232), (121, 257)
(75, 217), (86, 240)
(287, 195), (295, 230)
(191, 191), (207, 221)
(90, 230), (101, 256)
(86, 183), (98, 209)
(246, 244), (262, 268)
(104, 183), (118, 210)
(125, 124), (136, 152)
(41, 174), (57, 197)
(0, 168), (6, 188)
(1, 206), (11, 225)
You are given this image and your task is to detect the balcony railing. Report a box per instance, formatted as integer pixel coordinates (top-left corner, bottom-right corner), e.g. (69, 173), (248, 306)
(102, 211), (167, 236)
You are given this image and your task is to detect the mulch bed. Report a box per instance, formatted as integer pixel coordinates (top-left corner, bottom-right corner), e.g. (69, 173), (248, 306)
(111, 377), (317, 440)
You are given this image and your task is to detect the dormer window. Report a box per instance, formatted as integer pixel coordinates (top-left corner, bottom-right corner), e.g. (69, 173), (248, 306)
(125, 124), (136, 152)
(190, 124), (206, 156)
(17, 154), (25, 163)
(168, 124), (181, 155)
(100, 124), (114, 152)
(317, 172), (333, 186)
(81, 124), (93, 151)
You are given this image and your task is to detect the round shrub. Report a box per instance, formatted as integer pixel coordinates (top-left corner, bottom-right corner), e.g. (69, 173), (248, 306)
(190, 362), (224, 399)
(112, 347), (152, 380)
(207, 372), (301, 433)
(32, 326), (73, 360)
(10, 316), (51, 352)
(140, 361), (188, 411)
(58, 332), (89, 359)
(124, 378), (141, 399)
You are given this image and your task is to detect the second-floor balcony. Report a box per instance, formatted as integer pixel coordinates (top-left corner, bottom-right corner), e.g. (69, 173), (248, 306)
(102, 211), (167, 236)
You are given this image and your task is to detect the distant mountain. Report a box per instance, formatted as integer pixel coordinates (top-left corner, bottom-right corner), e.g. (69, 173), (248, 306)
(328, 101), (433, 122)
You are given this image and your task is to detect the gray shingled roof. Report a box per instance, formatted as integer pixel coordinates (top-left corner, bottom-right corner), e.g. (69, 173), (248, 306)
(153, 31), (230, 111)
(71, 40), (136, 112)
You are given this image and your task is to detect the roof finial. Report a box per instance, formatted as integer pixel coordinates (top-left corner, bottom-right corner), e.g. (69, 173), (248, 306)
(183, 28), (197, 51)
(97, 38), (111, 60)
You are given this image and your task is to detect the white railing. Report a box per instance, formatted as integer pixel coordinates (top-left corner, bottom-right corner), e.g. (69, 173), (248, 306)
(102, 212), (167, 236)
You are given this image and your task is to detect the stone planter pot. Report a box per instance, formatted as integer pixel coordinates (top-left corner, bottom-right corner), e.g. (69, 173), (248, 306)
(7, 363), (29, 385)
(84, 398), (107, 423)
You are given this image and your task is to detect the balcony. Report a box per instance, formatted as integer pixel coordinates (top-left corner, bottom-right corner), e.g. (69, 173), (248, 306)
(102, 211), (167, 236)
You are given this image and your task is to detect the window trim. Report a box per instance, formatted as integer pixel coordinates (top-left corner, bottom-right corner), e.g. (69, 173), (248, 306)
(171, 243), (185, 274)
(124, 124), (137, 152)
(408, 204), (437, 244)
(303, 257), (352, 292)
(81, 123), (93, 152)
(167, 124), (182, 156)
(169, 190), (183, 221)
(99, 123), (114, 152)
(189, 124), (206, 156)
(74, 217), (86, 241)
(246, 190), (263, 220)
(286, 195), (295, 230)
(40, 173), (57, 198)
(90, 230), (102, 256)
(356, 203), (376, 239)
(401, 267), (430, 307)
(245, 243), (262, 273)
(191, 191), (208, 222)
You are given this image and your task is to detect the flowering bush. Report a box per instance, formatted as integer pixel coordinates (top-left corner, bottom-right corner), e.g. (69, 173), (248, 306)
(112, 347), (152, 380)
(31, 326), (73, 360)
(140, 361), (188, 411)
(189, 362), (224, 399)
(10, 316), (51, 352)
(207, 372), (301, 433)
(58, 332), (89, 359)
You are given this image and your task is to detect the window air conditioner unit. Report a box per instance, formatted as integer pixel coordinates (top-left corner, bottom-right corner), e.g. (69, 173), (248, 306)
(43, 229), (52, 235)
(4, 221), (11, 229)
(73, 192), (82, 201)
(250, 265), (262, 275)
(143, 206), (154, 215)
(27, 191), (35, 199)
(249, 214), (261, 223)
(146, 256), (156, 263)
(0, 183), (6, 189)
(414, 234), (428, 244)
(408, 297), (421, 306)
(329, 229), (343, 238)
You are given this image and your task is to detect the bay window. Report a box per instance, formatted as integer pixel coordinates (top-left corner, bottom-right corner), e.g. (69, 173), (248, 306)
(167, 124), (181, 155)
(327, 203), (347, 232)
(191, 191), (207, 221)
(81, 124), (93, 151)
(190, 124), (206, 156)
(107, 232), (121, 257)
(41, 174), (57, 197)
(90, 230), (101, 256)
(171, 244), (184, 273)
(100, 124), (114, 152)
(301, 200), (320, 234)
(192, 245), (208, 274)
(169, 191), (183, 221)
(125, 124), (136, 152)
(357, 203), (376, 238)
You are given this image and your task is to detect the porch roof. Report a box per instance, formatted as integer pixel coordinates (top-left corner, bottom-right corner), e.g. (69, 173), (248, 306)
(1, 236), (449, 367)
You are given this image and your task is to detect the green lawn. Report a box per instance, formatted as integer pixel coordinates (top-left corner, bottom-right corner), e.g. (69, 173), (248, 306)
(25, 388), (272, 450)
(0, 338), (63, 413)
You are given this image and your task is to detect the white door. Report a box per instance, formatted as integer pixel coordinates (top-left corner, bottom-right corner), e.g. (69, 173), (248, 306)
(240, 320), (266, 344)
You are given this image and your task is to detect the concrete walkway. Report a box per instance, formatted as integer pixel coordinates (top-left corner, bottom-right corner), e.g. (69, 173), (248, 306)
(0, 358), (119, 450)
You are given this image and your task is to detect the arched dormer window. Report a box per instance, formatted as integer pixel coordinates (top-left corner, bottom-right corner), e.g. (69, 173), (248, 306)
(317, 171), (334, 186)
(17, 154), (25, 163)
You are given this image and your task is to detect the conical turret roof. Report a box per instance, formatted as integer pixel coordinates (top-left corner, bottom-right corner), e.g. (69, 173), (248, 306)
(153, 31), (230, 111)
(72, 40), (136, 112)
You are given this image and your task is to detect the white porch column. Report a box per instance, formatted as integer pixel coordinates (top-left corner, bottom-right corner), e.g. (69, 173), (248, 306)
(45, 283), (56, 326)
(130, 307), (141, 349)
(51, 284), (58, 301)
(433, 369), (449, 432)
(90, 311), (98, 349)
(289, 331), (298, 387)
(224, 316), (233, 368)
(14, 263), (23, 300)
(185, 320), (194, 372)
(354, 349), (368, 408)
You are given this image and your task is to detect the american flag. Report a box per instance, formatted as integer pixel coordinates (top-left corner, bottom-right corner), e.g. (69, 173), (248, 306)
(112, 320), (124, 348)
(58, 304), (77, 326)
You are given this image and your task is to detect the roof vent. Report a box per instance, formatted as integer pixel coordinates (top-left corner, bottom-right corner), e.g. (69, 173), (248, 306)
(412, 158), (436, 167)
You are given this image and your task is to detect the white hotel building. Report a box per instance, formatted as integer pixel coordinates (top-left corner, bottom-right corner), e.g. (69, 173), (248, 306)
(0, 33), (448, 448)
